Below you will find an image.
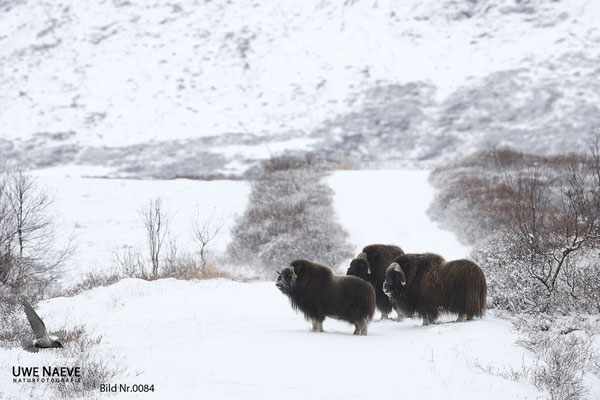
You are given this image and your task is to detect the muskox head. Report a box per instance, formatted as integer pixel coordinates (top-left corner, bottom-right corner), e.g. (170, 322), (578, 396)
(383, 262), (408, 298)
(275, 267), (297, 295)
(346, 252), (372, 280)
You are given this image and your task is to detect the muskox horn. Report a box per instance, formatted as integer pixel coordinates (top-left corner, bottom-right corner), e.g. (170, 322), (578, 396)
(390, 262), (406, 286)
(276, 270), (281, 275)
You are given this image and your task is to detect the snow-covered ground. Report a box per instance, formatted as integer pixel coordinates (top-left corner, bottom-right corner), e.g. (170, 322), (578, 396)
(0, 170), (554, 398)
(34, 173), (249, 282)
(1, 279), (541, 399)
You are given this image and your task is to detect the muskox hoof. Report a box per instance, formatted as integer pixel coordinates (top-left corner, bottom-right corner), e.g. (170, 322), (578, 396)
(379, 313), (390, 321)
(456, 314), (474, 322)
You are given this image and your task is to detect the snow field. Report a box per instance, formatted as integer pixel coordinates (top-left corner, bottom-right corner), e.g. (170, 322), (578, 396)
(31, 173), (249, 283)
(13, 278), (540, 399)
(328, 170), (470, 265)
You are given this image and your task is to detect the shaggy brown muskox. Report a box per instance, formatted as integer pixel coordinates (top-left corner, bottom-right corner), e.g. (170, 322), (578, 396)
(276, 260), (376, 335)
(382, 253), (486, 325)
(346, 244), (405, 320)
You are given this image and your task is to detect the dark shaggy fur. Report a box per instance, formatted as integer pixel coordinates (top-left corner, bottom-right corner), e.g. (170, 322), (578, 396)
(346, 244), (405, 319)
(383, 253), (487, 325)
(276, 260), (376, 335)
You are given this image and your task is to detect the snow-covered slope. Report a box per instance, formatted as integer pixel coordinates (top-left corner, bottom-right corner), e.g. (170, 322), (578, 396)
(3, 0), (600, 176)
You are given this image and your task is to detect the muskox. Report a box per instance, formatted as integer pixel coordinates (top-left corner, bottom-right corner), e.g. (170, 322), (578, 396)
(276, 260), (376, 335)
(346, 244), (405, 320)
(382, 253), (486, 325)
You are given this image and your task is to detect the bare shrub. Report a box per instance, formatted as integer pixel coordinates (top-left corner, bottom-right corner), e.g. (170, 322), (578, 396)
(475, 314), (599, 399)
(115, 246), (148, 279)
(228, 154), (353, 276)
(472, 152), (600, 314)
(0, 169), (71, 296)
(53, 354), (124, 399)
(473, 359), (532, 383)
(140, 197), (171, 277)
(116, 239), (233, 281)
(428, 147), (572, 245)
(0, 300), (30, 348)
(578, 258), (600, 314)
(161, 254), (233, 280)
(62, 271), (123, 297)
(51, 328), (125, 399)
(192, 210), (224, 273)
(161, 250), (200, 279)
(516, 326), (597, 400)
(433, 135), (600, 314)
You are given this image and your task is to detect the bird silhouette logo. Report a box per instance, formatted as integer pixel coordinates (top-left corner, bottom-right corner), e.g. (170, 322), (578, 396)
(21, 298), (65, 353)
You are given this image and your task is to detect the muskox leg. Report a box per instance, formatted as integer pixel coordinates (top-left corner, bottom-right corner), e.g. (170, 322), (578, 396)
(422, 312), (439, 326)
(317, 320), (324, 332)
(311, 319), (324, 332)
(353, 319), (369, 336)
(360, 320), (369, 336)
(426, 309), (439, 325)
(380, 312), (390, 321)
(394, 307), (406, 322)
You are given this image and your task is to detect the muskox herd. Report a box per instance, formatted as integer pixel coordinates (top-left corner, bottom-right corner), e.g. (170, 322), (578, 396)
(275, 244), (487, 335)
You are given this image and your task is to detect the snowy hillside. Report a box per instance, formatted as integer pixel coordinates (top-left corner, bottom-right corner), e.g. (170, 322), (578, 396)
(3, 0), (600, 176)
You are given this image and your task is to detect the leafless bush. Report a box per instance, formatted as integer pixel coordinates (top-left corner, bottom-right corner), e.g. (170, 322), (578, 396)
(428, 147), (574, 245)
(51, 328), (125, 399)
(115, 246), (149, 279)
(192, 210), (224, 273)
(228, 154), (353, 276)
(0, 300), (30, 348)
(116, 239), (232, 281)
(140, 197), (171, 277)
(0, 169), (72, 295)
(473, 359), (532, 383)
(475, 149), (600, 313)
(161, 250), (201, 279)
(432, 134), (600, 314)
(62, 271), (123, 297)
(475, 314), (600, 399)
(517, 327), (596, 400)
